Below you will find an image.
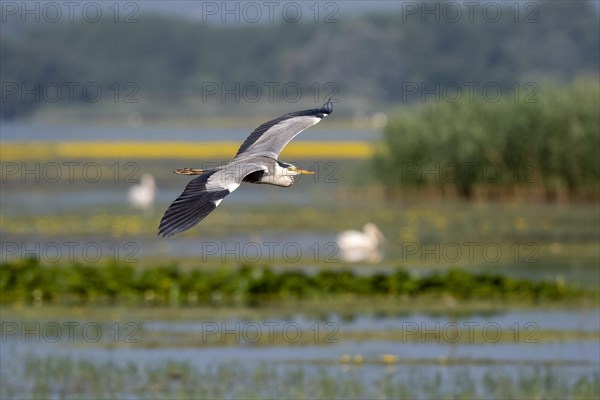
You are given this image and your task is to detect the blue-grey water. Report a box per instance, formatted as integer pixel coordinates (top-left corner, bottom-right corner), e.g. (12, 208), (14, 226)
(1, 309), (598, 397)
(142, 309), (600, 334)
(0, 121), (378, 142)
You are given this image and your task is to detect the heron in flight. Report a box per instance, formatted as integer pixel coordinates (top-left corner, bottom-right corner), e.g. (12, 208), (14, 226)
(158, 100), (333, 237)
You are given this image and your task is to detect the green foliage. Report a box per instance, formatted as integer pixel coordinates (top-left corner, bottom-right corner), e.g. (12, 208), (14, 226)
(0, 258), (587, 307)
(373, 79), (600, 197)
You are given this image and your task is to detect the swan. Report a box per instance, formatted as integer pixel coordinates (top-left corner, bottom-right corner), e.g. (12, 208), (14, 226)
(129, 174), (157, 209)
(336, 223), (385, 263)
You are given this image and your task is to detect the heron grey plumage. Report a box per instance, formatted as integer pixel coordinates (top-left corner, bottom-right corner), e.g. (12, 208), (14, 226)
(158, 99), (333, 237)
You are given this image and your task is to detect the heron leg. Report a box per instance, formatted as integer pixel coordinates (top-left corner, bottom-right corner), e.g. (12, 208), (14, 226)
(174, 168), (205, 175)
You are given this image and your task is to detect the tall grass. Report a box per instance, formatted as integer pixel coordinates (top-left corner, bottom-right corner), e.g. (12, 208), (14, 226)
(374, 79), (600, 199)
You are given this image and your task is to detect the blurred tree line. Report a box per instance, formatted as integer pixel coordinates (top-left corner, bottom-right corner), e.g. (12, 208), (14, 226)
(373, 79), (600, 199)
(1, 1), (598, 119)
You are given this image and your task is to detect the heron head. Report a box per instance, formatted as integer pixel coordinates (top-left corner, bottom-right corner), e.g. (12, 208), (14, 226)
(272, 162), (315, 186)
(277, 161), (315, 177)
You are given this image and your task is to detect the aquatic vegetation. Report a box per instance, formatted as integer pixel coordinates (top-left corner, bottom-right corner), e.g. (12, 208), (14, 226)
(0, 141), (373, 161)
(1, 354), (598, 400)
(0, 259), (590, 307)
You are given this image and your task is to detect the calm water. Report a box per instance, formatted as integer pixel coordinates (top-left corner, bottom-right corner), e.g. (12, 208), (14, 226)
(0, 121), (378, 142)
(2, 164), (598, 286)
(143, 309), (600, 334)
(1, 309), (598, 396)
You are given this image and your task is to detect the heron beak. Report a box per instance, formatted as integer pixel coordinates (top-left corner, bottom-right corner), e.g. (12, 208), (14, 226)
(289, 166), (315, 175)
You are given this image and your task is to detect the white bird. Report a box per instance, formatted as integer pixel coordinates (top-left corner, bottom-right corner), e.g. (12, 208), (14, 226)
(129, 174), (157, 209)
(336, 223), (385, 263)
(158, 100), (333, 237)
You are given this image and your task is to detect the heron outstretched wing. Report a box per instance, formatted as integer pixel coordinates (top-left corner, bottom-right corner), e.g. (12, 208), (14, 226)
(158, 164), (265, 237)
(234, 99), (333, 160)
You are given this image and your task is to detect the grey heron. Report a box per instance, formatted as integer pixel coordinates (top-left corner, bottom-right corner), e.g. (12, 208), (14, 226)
(158, 100), (333, 237)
